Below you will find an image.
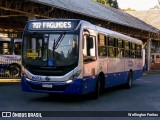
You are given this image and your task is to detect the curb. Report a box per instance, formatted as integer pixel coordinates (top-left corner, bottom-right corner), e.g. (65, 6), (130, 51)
(0, 79), (21, 82)
(143, 70), (160, 75)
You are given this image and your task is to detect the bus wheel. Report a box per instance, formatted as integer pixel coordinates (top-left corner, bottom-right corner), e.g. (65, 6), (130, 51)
(8, 65), (21, 77)
(125, 72), (133, 89)
(92, 79), (101, 99)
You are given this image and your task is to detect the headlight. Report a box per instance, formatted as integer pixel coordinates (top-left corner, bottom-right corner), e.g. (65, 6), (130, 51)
(22, 71), (28, 78)
(68, 70), (81, 80)
(66, 80), (73, 83)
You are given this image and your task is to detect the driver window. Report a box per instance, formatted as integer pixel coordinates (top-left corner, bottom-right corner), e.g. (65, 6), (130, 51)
(83, 35), (96, 63)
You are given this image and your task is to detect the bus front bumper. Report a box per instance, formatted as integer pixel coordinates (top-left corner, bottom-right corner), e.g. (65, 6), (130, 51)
(21, 76), (97, 95)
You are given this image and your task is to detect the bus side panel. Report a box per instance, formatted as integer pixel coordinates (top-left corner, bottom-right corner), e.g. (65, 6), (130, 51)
(97, 57), (143, 89)
(107, 58), (125, 73)
(82, 76), (98, 94)
(125, 58), (143, 80)
(83, 61), (98, 94)
(133, 70), (143, 80)
(105, 70), (143, 88)
(105, 58), (127, 87)
(105, 71), (128, 88)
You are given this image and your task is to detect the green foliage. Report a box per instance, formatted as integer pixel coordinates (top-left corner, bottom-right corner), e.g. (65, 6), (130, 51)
(122, 8), (135, 12)
(94, 0), (119, 9)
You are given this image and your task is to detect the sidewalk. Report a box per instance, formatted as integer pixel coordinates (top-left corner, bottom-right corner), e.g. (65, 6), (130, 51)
(143, 70), (160, 75)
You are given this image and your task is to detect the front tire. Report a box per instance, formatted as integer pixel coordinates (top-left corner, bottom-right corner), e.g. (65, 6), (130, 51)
(92, 80), (101, 99)
(125, 72), (133, 89)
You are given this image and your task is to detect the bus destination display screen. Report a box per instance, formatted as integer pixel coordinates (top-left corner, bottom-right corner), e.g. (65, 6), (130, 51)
(27, 20), (79, 31)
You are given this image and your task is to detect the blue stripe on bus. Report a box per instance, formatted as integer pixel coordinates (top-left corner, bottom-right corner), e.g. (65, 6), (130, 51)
(21, 69), (143, 95)
(83, 69), (143, 94)
(104, 70), (143, 88)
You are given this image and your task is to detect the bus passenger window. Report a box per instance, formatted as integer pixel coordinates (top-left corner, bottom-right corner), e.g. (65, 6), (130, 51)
(136, 44), (142, 58)
(124, 41), (130, 58)
(156, 55), (160, 63)
(83, 35), (96, 63)
(108, 47), (115, 57)
(108, 37), (116, 57)
(117, 39), (124, 58)
(130, 43), (135, 58)
(1, 42), (12, 55)
(98, 34), (107, 57)
(14, 42), (22, 55)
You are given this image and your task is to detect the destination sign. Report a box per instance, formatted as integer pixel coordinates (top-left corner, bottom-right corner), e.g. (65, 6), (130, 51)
(27, 20), (79, 31)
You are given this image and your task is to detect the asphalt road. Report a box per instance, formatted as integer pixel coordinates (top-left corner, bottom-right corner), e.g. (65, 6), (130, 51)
(0, 73), (160, 120)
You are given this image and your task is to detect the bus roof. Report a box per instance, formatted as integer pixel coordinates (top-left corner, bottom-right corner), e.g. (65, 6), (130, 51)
(95, 26), (142, 45)
(25, 19), (142, 45)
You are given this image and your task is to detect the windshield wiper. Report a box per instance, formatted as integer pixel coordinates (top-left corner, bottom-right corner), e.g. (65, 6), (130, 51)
(52, 33), (65, 58)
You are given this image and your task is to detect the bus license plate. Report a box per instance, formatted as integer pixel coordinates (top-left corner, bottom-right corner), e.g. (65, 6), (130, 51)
(42, 84), (52, 88)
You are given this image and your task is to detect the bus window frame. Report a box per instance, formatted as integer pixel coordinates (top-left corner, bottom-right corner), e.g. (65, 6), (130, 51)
(98, 33), (108, 57)
(136, 44), (142, 58)
(107, 36), (117, 58)
(117, 39), (125, 58)
(83, 34), (97, 64)
(124, 41), (130, 58)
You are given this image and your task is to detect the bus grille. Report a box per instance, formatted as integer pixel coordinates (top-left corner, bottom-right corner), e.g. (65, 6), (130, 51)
(29, 83), (69, 91)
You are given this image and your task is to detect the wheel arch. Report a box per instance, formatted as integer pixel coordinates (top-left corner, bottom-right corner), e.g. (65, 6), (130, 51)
(7, 63), (21, 70)
(7, 63), (21, 77)
(129, 69), (133, 79)
(97, 71), (105, 91)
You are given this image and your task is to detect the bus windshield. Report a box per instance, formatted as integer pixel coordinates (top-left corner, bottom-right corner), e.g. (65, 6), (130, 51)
(23, 32), (79, 67)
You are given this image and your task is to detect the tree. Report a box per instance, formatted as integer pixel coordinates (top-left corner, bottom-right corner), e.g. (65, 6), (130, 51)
(94, 0), (119, 9)
(150, 0), (160, 9)
(122, 8), (135, 12)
